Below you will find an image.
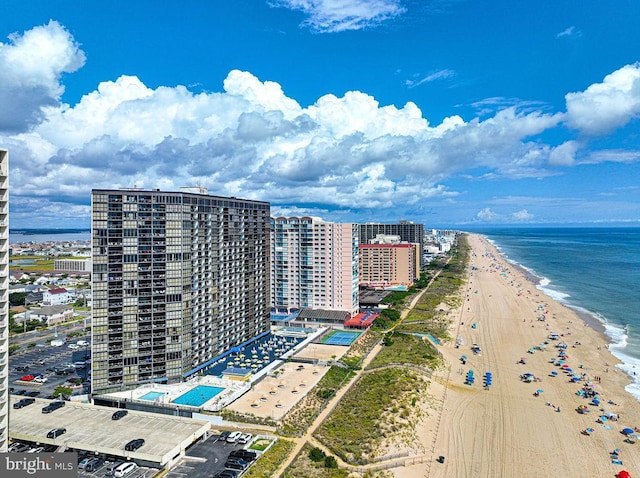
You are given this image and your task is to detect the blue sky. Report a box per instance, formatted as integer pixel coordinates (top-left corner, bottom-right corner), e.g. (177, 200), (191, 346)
(1, 0), (640, 228)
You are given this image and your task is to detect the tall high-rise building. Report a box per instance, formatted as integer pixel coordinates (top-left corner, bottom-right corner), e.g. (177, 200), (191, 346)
(359, 221), (425, 266)
(271, 217), (359, 317)
(0, 150), (8, 451)
(91, 188), (270, 393)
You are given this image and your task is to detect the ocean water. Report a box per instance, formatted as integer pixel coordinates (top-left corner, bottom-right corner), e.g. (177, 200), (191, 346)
(474, 227), (640, 400)
(10, 229), (91, 243)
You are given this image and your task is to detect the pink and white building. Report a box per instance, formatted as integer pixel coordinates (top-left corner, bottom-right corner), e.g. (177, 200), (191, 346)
(270, 217), (359, 317)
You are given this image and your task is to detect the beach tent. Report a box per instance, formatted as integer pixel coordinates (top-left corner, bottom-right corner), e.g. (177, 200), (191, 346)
(616, 471), (631, 478)
(622, 427), (635, 436)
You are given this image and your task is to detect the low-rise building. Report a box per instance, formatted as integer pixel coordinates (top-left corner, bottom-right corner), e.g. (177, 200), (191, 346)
(42, 287), (71, 305)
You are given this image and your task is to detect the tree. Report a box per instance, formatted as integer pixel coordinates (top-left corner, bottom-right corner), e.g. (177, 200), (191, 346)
(53, 386), (73, 399)
(9, 292), (27, 307)
(308, 447), (326, 462)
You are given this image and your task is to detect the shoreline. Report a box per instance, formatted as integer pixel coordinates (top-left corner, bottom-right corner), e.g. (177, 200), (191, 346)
(487, 236), (611, 337)
(484, 232), (639, 398)
(404, 233), (640, 478)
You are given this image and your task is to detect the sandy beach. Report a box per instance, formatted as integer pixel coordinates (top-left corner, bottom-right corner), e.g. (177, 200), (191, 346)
(396, 233), (640, 478)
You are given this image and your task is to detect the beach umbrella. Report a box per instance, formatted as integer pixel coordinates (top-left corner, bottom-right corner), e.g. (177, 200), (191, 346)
(622, 427), (635, 435)
(616, 471), (631, 478)
(550, 371), (558, 377)
(536, 389), (544, 394)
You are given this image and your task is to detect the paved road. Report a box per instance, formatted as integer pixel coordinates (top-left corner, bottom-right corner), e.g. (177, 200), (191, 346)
(9, 316), (91, 348)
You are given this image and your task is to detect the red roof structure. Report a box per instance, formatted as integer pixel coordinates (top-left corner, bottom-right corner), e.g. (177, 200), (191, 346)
(344, 311), (379, 328)
(47, 288), (68, 294)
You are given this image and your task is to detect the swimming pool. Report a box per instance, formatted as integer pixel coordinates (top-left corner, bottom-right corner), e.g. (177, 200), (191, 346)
(139, 391), (165, 401)
(172, 385), (225, 406)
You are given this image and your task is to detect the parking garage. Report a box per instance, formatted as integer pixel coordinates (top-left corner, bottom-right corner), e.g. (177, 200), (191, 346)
(8, 396), (211, 469)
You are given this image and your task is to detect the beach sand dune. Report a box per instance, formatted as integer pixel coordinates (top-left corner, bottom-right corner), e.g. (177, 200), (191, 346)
(399, 234), (640, 478)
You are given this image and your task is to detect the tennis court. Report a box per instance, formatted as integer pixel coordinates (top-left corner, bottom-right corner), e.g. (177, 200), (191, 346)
(320, 330), (361, 346)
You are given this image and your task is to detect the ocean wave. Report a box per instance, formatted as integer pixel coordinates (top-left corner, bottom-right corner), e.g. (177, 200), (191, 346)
(537, 281), (570, 302)
(563, 304), (640, 400)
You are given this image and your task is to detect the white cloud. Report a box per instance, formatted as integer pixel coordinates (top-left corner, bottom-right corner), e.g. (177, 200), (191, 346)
(511, 209), (533, 221)
(474, 207), (534, 223)
(2, 63), (568, 223)
(475, 208), (500, 222)
(0, 20), (85, 132)
(548, 140), (580, 166)
(406, 69), (455, 89)
(565, 62), (640, 135)
(556, 26), (581, 39)
(269, 0), (406, 32)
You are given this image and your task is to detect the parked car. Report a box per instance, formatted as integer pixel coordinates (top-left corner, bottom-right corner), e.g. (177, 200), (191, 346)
(84, 457), (105, 472)
(28, 447), (45, 453)
(42, 400), (65, 414)
(218, 431), (231, 442)
(229, 449), (257, 462)
(46, 428), (67, 439)
(25, 391), (41, 397)
(15, 366), (29, 372)
(238, 432), (252, 444)
(112, 410), (128, 420)
(225, 457), (248, 471)
(8, 442), (31, 452)
(13, 389), (27, 395)
(13, 398), (36, 409)
(34, 376), (48, 383)
(213, 470), (240, 478)
(225, 431), (242, 443)
(20, 374), (35, 381)
(68, 344), (79, 350)
(113, 461), (138, 477)
(78, 457), (93, 470)
(124, 438), (145, 451)
(104, 461), (124, 476)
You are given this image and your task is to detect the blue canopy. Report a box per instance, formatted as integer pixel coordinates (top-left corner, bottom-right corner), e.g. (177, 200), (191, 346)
(622, 427), (635, 435)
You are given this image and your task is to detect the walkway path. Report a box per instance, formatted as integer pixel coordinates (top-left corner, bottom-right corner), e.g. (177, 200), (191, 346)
(274, 273), (443, 476)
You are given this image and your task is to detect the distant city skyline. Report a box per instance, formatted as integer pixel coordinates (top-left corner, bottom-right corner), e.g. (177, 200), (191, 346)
(1, 1), (640, 228)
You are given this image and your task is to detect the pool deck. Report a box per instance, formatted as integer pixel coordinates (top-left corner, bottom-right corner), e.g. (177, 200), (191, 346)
(101, 376), (249, 412)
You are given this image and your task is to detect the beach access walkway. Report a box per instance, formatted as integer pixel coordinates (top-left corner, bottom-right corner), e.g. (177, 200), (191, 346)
(274, 273), (443, 476)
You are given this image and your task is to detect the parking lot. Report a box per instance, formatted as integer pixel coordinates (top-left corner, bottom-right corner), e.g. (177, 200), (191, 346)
(9, 334), (91, 398)
(166, 434), (260, 478)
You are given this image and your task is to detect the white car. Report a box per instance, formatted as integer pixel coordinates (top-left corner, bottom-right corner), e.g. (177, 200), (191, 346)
(34, 376), (48, 383)
(68, 344), (79, 350)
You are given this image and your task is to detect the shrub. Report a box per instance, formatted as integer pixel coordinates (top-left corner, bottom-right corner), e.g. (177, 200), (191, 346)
(309, 447), (326, 462)
(324, 456), (338, 468)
